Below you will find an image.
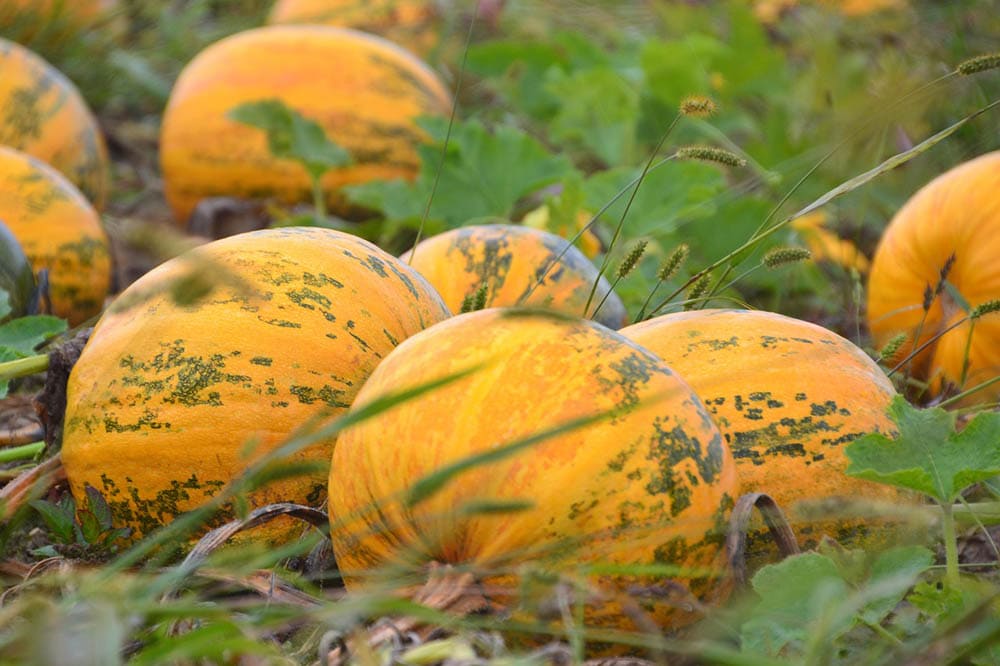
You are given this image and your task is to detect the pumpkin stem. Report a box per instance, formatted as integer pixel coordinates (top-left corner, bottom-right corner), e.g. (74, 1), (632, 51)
(725, 492), (800, 589)
(327, 563), (493, 666)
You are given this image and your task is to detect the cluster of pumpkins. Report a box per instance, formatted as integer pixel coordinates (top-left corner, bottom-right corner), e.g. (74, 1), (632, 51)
(1, 0), (998, 641)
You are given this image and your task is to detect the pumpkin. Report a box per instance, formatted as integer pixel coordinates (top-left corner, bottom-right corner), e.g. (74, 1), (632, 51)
(867, 151), (1000, 407)
(0, 0), (118, 34)
(0, 38), (110, 209)
(402, 224), (628, 328)
(62, 226), (450, 541)
(159, 25), (452, 225)
(329, 308), (737, 639)
(267, 0), (442, 58)
(0, 146), (110, 325)
(621, 309), (911, 553)
(0, 217), (35, 322)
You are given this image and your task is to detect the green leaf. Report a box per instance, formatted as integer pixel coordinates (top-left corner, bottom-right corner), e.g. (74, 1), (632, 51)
(228, 99), (351, 179)
(346, 117), (573, 229)
(846, 396), (1000, 504)
(860, 546), (935, 625)
(84, 484), (115, 532)
(0, 315), (66, 356)
(742, 552), (852, 655)
(546, 67), (639, 165)
(30, 497), (77, 545)
(78, 509), (103, 544)
(907, 580), (969, 622)
(465, 40), (568, 120)
(582, 161), (725, 239)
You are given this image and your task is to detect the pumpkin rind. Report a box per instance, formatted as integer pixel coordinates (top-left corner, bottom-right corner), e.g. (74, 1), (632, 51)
(403, 224), (628, 328)
(0, 217), (35, 321)
(62, 226), (451, 541)
(159, 25), (453, 225)
(0, 146), (110, 325)
(867, 151), (1000, 406)
(267, 0), (441, 57)
(621, 308), (910, 552)
(329, 309), (736, 636)
(0, 38), (110, 209)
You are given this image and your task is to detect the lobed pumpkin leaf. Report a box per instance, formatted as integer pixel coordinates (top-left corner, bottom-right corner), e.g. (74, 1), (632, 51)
(846, 396), (1000, 504)
(0, 314), (67, 356)
(228, 99), (351, 180)
(743, 552), (852, 655)
(743, 545), (933, 657)
(346, 116), (574, 229)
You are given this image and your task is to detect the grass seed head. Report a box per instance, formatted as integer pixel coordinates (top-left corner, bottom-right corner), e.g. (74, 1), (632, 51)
(684, 272), (711, 310)
(676, 145), (746, 168)
(878, 332), (908, 362)
(971, 299), (1000, 320)
(762, 246), (812, 269)
(617, 240), (648, 278)
(680, 95), (717, 117)
(658, 243), (690, 281)
(957, 53), (1000, 75)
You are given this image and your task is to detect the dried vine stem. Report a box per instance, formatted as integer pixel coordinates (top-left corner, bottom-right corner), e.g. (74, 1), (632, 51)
(327, 563), (494, 666)
(726, 492), (800, 589)
(0, 453), (65, 521)
(181, 502), (331, 570)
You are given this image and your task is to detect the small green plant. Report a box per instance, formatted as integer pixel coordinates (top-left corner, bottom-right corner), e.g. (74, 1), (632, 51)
(30, 485), (133, 558)
(228, 99), (352, 226)
(846, 396), (1000, 587)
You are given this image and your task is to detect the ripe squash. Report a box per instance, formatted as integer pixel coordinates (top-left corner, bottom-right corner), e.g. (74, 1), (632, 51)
(329, 308), (737, 638)
(0, 146), (110, 325)
(267, 0), (442, 58)
(402, 224), (628, 328)
(621, 309), (911, 553)
(0, 0), (118, 35)
(62, 227), (450, 541)
(0, 38), (110, 209)
(867, 151), (1000, 407)
(159, 25), (452, 225)
(0, 218), (35, 322)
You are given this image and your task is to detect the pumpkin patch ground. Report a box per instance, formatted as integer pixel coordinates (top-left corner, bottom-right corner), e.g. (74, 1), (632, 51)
(0, 1), (999, 664)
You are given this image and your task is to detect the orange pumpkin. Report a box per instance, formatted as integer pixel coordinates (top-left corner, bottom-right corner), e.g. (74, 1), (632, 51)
(267, 0), (442, 58)
(0, 0), (118, 43)
(159, 25), (452, 225)
(62, 226), (451, 541)
(0, 145), (110, 325)
(621, 309), (911, 552)
(329, 308), (737, 639)
(402, 224), (628, 328)
(0, 37), (110, 209)
(867, 151), (1000, 407)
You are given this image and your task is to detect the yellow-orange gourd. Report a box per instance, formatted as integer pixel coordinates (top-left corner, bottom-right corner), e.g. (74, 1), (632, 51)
(0, 145), (110, 325)
(159, 25), (452, 225)
(403, 224), (627, 328)
(0, 38), (109, 208)
(267, 0), (441, 57)
(621, 309), (911, 552)
(330, 309), (737, 639)
(867, 151), (1000, 407)
(62, 227), (450, 541)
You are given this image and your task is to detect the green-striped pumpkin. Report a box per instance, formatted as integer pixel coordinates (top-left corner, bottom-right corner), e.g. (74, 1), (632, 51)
(62, 227), (451, 542)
